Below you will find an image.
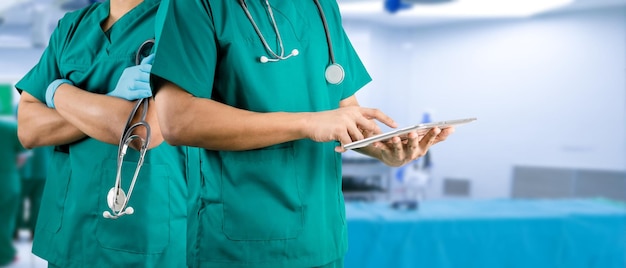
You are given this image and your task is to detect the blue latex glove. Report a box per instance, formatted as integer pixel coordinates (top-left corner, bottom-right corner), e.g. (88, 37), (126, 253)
(107, 54), (155, 100)
(45, 79), (74, 108)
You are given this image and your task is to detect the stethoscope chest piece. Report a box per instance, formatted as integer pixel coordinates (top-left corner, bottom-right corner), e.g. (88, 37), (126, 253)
(325, 63), (345, 85)
(104, 186), (134, 219)
(107, 187), (127, 212)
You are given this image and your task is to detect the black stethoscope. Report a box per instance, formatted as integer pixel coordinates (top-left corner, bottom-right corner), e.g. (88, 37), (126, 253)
(103, 39), (154, 219)
(239, 0), (345, 85)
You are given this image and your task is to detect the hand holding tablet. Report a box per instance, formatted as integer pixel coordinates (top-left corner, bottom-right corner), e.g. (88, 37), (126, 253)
(344, 117), (477, 150)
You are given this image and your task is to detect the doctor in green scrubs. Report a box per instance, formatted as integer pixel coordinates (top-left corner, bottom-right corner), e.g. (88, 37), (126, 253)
(0, 119), (27, 266)
(150, 0), (454, 267)
(16, 0), (189, 267)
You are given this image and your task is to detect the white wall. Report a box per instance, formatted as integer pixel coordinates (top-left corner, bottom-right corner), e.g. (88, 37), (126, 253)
(344, 7), (626, 199)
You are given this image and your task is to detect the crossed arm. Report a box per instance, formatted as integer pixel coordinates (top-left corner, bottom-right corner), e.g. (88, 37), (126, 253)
(17, 85), (163, 150)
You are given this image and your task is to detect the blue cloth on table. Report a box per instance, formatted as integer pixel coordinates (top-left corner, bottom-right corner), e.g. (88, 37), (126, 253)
(345, 199), (626, 268)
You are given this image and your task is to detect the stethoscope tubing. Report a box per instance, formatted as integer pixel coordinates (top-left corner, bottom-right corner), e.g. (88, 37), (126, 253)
(105, 39), (154, 219)
(240, 0), (337, 64)
(312, 0), (336, 65)
(240, 0), (288, 60)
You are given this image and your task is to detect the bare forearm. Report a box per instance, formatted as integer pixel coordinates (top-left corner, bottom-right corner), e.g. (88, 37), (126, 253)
(17, 95), (85, 148)
(155, 82), (308, 150)
(54, 84), (163, 148)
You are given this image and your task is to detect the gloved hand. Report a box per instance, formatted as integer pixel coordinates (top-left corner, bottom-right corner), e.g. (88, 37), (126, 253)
(107, 54), (155, 100)
(45, 79), (74, 108)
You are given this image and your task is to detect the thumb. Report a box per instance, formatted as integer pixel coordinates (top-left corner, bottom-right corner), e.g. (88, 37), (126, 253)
(141, 53), (156, 65)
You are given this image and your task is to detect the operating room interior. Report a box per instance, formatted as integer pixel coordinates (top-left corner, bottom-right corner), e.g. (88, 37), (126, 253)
(1, 0), (624, 267)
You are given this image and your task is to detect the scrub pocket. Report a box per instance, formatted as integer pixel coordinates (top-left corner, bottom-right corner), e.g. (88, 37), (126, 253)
(37, 152), (71, 233)
(96, 159), (170, 254)
(220, 144), (304, 241)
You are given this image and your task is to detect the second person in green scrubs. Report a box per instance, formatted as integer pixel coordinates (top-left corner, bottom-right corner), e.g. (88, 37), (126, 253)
(0, 118), (27, 266)
(16, 0), (189, 267)
(150, 0), (454, 267)
(15, 146), (53, 240)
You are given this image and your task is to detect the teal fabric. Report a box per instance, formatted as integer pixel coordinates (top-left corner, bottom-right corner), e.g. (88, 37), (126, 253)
(315, 258), (344, 268)
(345, 199), (626, 268)
(151, 0), (371, 267)
(15, 1), (189, 267)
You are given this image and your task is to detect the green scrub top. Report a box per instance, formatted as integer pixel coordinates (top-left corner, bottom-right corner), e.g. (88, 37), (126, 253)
(15, 1), (190, 267)
(152, 0), (371, 267)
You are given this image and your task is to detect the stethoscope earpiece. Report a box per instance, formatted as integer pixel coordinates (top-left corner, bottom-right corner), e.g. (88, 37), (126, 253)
(125, 207), (134, 215)
(103, 206), (134, 219)
(259, 49), (299, 63)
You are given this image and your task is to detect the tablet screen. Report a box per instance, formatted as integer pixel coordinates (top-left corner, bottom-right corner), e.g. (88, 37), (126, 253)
(344, 117), (477, 150)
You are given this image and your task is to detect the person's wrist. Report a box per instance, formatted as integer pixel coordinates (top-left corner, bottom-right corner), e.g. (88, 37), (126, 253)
(45, 79), (73, 108)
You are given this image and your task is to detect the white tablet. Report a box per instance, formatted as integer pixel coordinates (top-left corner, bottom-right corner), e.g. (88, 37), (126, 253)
(343, 117), (477, 150)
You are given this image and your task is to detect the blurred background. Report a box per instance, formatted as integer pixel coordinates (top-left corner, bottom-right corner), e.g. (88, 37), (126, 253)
(0, 0), (624, 267)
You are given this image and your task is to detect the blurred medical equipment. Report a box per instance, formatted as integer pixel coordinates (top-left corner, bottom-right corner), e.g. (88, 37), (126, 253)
(0, 0), (30, 25)
(0, 84), (13, 116)
(342, 156), (391, 202)
(55, 0), (97, 11)
(103, 39), (154, 219)
(239, 0), (345, 85)
(31, 4), (49, 48)
(391, 112), (433, 210)
(390, 152), (431, 210)
(384, 0), (454, 13)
